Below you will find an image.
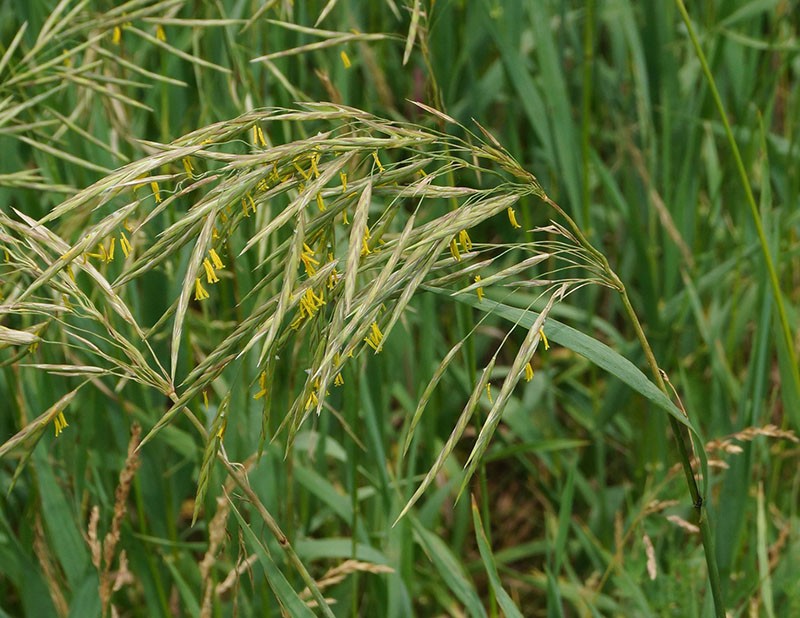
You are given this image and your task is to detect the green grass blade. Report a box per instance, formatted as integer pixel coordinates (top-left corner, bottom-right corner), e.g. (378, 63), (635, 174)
(552, 464), (576, 576)
(411, 516), (488, 618)
(675, 0), (800, 433)
(227, 495), (318, 618)
(439, 290), (698, 433)
(471, 495), (524, 618)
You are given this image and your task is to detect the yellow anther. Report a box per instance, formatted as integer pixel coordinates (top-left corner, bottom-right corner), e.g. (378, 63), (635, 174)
(449, 237), (461, 261)
(458, 229), (472, 252)
(364, 321), (384, 352)
(254, 125), (267, 147)
(293, 161), (311, 181)
(539, 327), (549, 350)
(203, 258), (219, 284)
(120, 232), (132, 258)
(254, 371), (268, 400)
(524, 362), (534, 382)
(209, 248), (225, 270)
(300, 243), (320, 275)
(474, 275), (484, 302)
(54, 411), (69, 437)
(372, 151), (384, 173)
(194, 278), (210, 301)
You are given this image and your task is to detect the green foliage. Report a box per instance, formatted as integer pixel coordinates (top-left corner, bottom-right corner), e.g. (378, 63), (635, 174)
(1, 1), (799, 616)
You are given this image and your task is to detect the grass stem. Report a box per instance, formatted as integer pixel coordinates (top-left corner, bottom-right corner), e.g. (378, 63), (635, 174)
(544, 195), (726, 617)
(674, 0), (800, 419)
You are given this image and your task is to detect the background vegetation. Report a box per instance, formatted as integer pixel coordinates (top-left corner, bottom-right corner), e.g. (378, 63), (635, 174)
(1, 0), (798, 616)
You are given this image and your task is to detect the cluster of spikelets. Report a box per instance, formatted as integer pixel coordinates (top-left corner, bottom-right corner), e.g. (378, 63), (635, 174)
(0, 104), (617, 517)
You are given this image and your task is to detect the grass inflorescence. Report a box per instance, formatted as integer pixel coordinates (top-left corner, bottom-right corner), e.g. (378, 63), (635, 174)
(1, 1), (798, 616)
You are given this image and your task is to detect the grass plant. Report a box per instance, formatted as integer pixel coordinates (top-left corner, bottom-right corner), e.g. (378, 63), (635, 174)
(1, 1), (798, 616)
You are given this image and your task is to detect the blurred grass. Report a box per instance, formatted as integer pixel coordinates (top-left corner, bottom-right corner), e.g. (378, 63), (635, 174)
(1, 0), (799, 616)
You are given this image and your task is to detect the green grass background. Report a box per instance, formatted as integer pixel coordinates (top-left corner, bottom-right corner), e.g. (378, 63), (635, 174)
(1, 0), (798, 616)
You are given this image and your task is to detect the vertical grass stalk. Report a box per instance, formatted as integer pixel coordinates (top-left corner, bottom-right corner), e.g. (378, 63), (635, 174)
(544, 196), (725, 617)
(674, 0), (800, 412)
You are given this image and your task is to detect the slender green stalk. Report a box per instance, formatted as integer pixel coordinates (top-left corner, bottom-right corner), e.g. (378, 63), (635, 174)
(480, 464), (498, 618)
(544, 196), (725, 617)
(219, 453), (336, 618)
(580, 0), (596, 234)
(674, 0), (800, 412)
